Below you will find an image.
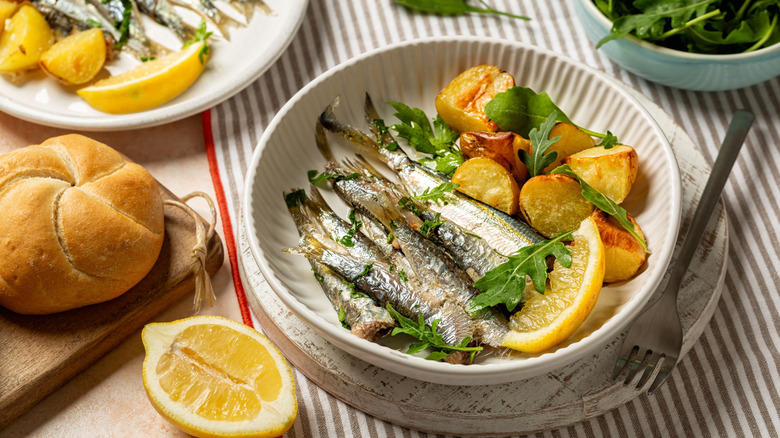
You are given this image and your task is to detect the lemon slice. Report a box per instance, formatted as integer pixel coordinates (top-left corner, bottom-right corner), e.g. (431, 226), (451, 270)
(78, 41), (208, 114)
(142, 315), (297, 438)
(503, 216), (605, 353)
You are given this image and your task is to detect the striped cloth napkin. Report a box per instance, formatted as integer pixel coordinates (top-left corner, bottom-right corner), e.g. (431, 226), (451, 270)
(206, 1), (780, 436)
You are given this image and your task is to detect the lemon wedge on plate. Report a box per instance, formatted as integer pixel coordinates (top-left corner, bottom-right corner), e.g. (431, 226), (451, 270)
(78, 40), (208, 114)
(503, 216), (606, 353)
(142, 315), (297, 438)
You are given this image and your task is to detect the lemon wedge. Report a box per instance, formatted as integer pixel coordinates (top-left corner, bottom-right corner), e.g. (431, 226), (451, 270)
(502, 216), (605, 353)
(78, 41), (208, 114)
(142, 315), (297, 438)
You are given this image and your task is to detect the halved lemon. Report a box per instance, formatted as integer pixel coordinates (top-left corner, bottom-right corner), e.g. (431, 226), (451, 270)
(142, 315), (297, 438)
(77, 41), (208, 114)
(502, 216), (605, 353)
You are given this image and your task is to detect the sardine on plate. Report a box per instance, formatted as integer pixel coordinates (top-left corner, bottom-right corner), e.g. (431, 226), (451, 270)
(319, 95), (544, 257)
(285, 189), (395, 342)
(285, 230), (477, 362)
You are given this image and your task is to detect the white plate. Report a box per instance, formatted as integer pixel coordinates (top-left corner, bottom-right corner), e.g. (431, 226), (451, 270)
(243, 37), (682, 385)
(0, 0), (308, 131)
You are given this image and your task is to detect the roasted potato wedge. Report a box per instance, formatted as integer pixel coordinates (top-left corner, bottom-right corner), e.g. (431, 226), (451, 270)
(451, 157), (520, 215)
(459, 131), (529, 184)
(542, 122), (597, 172)
(590, 210), (646, 282)
(519, 173), (594, 238)
(435, 65), (514, 133)
(40, 28), (106, 85)
(564, 145), (638, 204)
(0, 4), (54, 73)
(0, 0), (21, 34)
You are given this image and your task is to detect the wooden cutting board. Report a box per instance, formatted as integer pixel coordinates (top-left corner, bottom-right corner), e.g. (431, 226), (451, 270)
(0, 183), (224, 429)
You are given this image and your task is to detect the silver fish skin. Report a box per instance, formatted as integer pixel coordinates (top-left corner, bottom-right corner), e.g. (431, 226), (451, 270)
(285, 189), (395, 342)
(35, 0), (121, 42)
(286, 233), (476, 352)
(85, 0), (161, 57)
(135, 0), (196, 42)
(320, 96), (544, 256)
(335, 152), (506, 280)
(360, 191), (509, 349)
(355, 210), (418, 283)
(169, 0), (240, 40)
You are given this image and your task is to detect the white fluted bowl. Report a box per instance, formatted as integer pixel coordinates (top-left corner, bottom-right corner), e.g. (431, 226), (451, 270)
(244, 37), (681, 385)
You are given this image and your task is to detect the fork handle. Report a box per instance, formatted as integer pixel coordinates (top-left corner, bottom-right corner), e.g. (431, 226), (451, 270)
(668, 109), (755, 289)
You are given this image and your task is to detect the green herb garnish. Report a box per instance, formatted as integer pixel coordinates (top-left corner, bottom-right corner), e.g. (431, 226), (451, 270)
(398, 269), (408, 282)
(354, 263), (374, 281)
(550, 164), (648, 251)
(183, 21), (213, 64)
(374, 118), (400, 151)
(385, 304), (483, 362)
(393, 0), (530, 20)
(338, 305), (349, 329)
(388, 102), (463, 176)
(419, 212), (446, 237)
(307, 169), (360, 184)
(414, 182), (460, 204)
(598, 130), (619, 149)
(338, 209), (363, 248)
(470, 232), (574, 313)
(518, 111), (561, 178)
(484, 87), (616, 141)
(86, 18), (102, 28)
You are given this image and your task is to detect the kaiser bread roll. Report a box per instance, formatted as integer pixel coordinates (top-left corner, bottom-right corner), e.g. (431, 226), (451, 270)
(0, 134), (164, 314)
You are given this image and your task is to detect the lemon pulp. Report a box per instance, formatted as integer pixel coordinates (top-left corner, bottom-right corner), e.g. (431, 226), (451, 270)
(503, 216), (605, 353)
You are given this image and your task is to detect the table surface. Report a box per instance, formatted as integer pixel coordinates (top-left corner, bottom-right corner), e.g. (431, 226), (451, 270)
(3, 1), (780, 437)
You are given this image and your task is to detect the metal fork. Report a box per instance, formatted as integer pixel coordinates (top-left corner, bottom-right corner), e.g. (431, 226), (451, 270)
(611, 109), (755, 394)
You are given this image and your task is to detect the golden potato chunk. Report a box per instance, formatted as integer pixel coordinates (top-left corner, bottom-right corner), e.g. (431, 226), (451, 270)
(541, 122), (597, 173)
(590, 210), (646, 282)
(564, 145), (638, 204)
(0, 0), (21, 34)
(40, 28), (106, 85)
(459, 131), (529, 185)
(435, 65), (514, 133)
(519, 173), (595, 238)
(451, 157), (520, 215)
(0, 4), (54, 73)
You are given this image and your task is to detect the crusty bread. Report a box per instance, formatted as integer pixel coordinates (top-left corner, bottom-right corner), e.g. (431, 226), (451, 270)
(0, 134), (165, 314)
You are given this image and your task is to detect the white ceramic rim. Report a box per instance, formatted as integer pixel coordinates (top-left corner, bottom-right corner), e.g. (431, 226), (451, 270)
(0, 0), (309, 131)
(582, 0), (780, 61)
(243, 36), (682, 383)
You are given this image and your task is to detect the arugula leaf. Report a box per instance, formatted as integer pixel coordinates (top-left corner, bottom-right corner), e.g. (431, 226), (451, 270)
(470, 232), (573, 313)
(598, 131), (619, 149)
(385, 304), (482, 361)
(550, 164), (648, 252)
(595, 0), (780, 54)
(388, 102), (464, 177)
(483, 87), (572, 138)
(485, 87), (620, 142)
(392, 0), (530, 20)
(414, 182), (460, 204)
(518, 111), (560, 178)
(307, 169), (360, 184)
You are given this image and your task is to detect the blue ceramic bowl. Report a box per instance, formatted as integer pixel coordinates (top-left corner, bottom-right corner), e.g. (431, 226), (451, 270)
(574, 0), (780, 91)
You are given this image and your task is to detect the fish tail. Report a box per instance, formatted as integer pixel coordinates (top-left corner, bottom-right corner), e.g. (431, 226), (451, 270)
(283, 188), (308, 230)
(314, 117), (336, 162)
(340, 154), (387, 180)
